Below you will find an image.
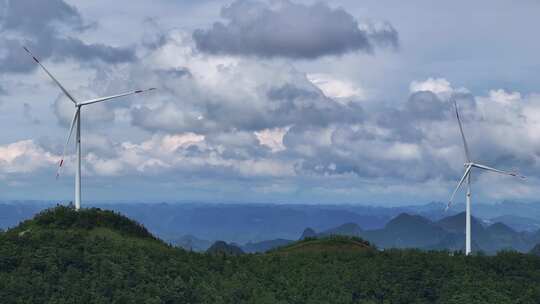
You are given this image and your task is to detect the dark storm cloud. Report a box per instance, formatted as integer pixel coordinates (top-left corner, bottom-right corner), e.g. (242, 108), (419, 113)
(266, 84), (364, 127)
(56, 38), (135, 63)
(277, 88), (481, 182)
(130, 79), (364, 134)
(0, 0), (84, 33)
(0, 0), (135, 73)
(127, 28), (370, 133)
(405, 91), (448, 120)
(156, 67), (192, 78)
(283, 123), (454, 183)
(373, 91), (479, 144)
(193, 0), (399, 59)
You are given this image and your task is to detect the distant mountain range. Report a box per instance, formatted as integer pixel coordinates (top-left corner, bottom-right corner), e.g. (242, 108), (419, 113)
(295, 212), (540, 254)
(2, 200), (540, 253)
(243, 239), (294, 253)
(173, 212), (540, 254)
(206, 241), (244, 256)
(532, 244), (540, 256)
(169, 235), (213, 252)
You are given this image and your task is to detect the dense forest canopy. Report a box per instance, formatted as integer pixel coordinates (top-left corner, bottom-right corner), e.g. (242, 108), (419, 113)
(1, 207), (540, 303)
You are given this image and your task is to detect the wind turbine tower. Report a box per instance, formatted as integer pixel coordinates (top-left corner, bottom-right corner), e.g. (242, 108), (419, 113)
(447, 99), (524, 255)
(24, 47), (156, 210)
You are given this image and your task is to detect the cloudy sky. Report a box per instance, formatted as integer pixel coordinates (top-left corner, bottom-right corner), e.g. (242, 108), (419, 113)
(1, 0), (539, 205)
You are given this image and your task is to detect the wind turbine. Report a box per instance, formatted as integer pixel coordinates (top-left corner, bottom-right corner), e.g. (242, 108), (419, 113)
(24, 47), (155, 211)
(446, 99), (524, 255)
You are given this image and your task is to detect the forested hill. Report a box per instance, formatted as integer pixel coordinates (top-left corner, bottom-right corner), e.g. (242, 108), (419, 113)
(2, 207), (540, 303)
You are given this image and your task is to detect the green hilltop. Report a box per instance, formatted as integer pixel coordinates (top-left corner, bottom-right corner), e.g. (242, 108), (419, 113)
(271, 235), (374, 254)
(2, 206), (540, 303)
(13, 206), (158, 240)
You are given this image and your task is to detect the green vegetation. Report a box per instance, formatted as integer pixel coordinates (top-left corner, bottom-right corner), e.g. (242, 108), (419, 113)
(25, 206), (157, 240)
(531, 244), (540, 256)
(206, 240), (244, 256)
(1, 207), (540, 303)
(271, 235), (374, 254)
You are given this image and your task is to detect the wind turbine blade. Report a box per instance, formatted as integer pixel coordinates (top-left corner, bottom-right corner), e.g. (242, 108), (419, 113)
(472, 163), (526, 179)
(446, 165), (472, 211)
(77, 88), (156, 106)
(454, 99), (471, 162)
(23, 47), (77, 104)
(56, 108), (80, 179)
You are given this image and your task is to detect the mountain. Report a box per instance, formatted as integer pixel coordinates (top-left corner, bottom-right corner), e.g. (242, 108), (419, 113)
(300, 227), (317, 240)
(241, 223), (363, 253)
(0, 201), (56, 230)
(0, 206), (197, 302)
(241, 227), (369, 253)
(242, 239), (294, 253)
(298, 222), (363, 239)
(122, 203), (390, 243)
(206, 241), (244, 256)
(272, 236), (375, 254)
(489, 215), (540, 232)
(531, 244), (540, 256)
(2, 206), (540, 303)
(172, 236), (294, 254)
(300, 212), (539, 254)
(19, 205), (158, 240)
(0, 202), (393, 242)
(362, 213), (449, 249)
(319, 222), (363, 237)
(170, 234), (212, 252)
(485, 223), (530, 252)
(526, 230), (540, 248)
(3, 201), (540, 253)
(436, 213), (533, 253)
(4, 201), (540, 245)
(436, 212), (485, 234)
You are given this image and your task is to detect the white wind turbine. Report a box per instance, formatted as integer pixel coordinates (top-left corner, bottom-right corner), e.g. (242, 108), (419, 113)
(24, 47), (156, 211)
(446, 99), (525, 255)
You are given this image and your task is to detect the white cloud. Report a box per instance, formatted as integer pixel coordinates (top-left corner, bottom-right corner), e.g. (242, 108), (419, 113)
(160, 133), (205, 152)
(487, 89), (521, 105)
(126, 29), (365, 134)
(0, 140), (58, 174)
(86, 153), (125, 176)
(410, 77), (452, 94)
(69, 132), (295, 178)
(384, 142), (422, 161)
(255, 126), (290, 152)
(307, 73), (366, 100)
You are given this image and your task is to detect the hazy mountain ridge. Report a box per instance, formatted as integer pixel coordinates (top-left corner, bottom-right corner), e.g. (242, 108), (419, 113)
(488, 215), (540, 232)
(169, 235), (213, 252)
(235, 212), (540, 254)
(300, 212), (540, 254)
(2, 201), (540, 252)
(206, 241), (244, 256)
(243, 239), (294, 253)
(362, 213), (449, 249)
(531, 244), (540, 256)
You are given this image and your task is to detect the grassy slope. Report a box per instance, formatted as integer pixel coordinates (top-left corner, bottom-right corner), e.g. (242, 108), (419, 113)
(272, 236), (374, 254)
